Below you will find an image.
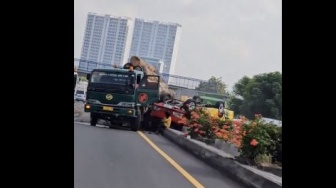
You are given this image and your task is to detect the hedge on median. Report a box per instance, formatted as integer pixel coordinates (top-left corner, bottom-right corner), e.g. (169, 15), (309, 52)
(178, 108), (282, 165)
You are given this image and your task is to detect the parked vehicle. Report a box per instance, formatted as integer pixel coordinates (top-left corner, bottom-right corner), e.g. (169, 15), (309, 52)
(75, 90), (86, 102)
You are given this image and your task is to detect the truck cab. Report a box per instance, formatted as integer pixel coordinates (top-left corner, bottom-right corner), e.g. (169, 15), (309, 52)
(84, 67), (160, 131)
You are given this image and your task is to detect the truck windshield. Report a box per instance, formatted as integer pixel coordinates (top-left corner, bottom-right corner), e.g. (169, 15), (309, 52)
(88, 71), (136, 94)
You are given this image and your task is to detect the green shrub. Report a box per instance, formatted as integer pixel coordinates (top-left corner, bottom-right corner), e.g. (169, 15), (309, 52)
(240, 114), (280, 160)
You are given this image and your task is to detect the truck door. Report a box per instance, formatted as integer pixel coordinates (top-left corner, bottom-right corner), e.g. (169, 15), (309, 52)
(136, 75), (160, 106)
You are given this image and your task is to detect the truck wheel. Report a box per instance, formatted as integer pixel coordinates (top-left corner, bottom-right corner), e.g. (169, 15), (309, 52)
(180, 106), (188, 112)
(90, 113), (98, 126)
(216, 102), (225, 118)
(131, 109), (141, 131)
(183, 99), (196, 111)
(160, 93), (172, 102)
(192, 96), (202, 104)
(131, 115), (141, 131)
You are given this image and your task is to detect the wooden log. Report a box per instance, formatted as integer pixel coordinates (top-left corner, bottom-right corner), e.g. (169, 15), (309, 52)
(130, 56), (175, 97)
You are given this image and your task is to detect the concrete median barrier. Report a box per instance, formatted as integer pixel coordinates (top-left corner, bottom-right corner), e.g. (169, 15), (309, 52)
(163, 128), (282, 188)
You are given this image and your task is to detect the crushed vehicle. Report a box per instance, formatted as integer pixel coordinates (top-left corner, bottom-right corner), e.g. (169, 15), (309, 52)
(146, 95), (234, 131)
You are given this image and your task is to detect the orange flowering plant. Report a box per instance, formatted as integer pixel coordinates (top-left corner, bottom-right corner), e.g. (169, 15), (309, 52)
(179, 111), (281, 162)
(178, 108), (245, 148)
(178, 108), (216, 139)
(240, 114), (281, 160)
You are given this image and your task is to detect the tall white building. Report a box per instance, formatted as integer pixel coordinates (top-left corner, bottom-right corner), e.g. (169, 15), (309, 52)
(129, 19), (182, 82)
(80, 13), (133, 70)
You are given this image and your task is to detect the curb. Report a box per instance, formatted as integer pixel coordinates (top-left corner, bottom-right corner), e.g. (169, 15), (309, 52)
(259, 166), (282, 177)
(162, 128), (282, 188)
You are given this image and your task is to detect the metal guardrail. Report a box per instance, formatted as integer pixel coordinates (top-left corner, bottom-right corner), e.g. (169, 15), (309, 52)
(75, 58), (206, 89)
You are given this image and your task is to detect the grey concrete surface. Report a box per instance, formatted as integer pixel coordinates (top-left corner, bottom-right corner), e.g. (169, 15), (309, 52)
(75, 123), (193, 188)
(213, 139), (240, 157)
(163, 128), (282, 188)
(74, 122), (247, 188)
(74, 101), (85, 118)
(144, 132), (246, 188)
(74, 102), (279, 187)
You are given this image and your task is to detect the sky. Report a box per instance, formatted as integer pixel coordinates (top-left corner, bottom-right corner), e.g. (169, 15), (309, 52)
(74, 0), (282, 91)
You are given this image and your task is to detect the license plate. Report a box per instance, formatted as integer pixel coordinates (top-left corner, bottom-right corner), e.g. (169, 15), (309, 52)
(103, 106), (113, 111)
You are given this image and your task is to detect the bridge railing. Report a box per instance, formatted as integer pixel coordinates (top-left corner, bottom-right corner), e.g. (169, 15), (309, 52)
(75, 58), (206, 89)
(75, 58), (112, 73)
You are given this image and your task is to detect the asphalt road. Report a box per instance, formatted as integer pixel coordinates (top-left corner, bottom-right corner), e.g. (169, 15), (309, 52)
(74, 122), (247, 188)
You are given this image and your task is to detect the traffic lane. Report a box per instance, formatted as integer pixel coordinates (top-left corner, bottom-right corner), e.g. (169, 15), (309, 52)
(144, 132), (247, 188)
(74, 123), (194, 188)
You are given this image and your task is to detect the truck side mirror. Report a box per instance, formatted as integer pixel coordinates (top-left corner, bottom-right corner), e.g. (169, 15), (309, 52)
(86, 74), (91, 80)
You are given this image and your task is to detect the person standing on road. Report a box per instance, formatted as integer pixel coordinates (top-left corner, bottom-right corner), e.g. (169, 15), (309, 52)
(156, 112), (171, 135)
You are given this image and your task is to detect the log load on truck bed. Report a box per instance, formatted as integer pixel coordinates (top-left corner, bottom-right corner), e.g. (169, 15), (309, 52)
(123, 56), (175, 102)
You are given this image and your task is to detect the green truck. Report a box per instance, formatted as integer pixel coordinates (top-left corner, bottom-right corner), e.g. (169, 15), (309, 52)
(84, 66), (160, 131)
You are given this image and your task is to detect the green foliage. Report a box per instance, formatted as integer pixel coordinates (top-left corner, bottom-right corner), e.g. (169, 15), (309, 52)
(229, 72), (282, 120)
(274, 127), (282, 162)
(196, 76), (227, 95)
(180, 110), (282, 163)
(227, 95), (243, 115)
(254, 154), (273, 165)
(241, 124), (271, 159)
(240, 116), (281, 161)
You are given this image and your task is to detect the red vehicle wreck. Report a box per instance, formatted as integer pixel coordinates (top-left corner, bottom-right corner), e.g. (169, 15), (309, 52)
(142, 99), (197, 131)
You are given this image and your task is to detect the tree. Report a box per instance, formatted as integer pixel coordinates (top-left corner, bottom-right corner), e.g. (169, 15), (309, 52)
(196, 76), (227, 95)
(229, 72), (282, 120)
(227, 94), (243, 115)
